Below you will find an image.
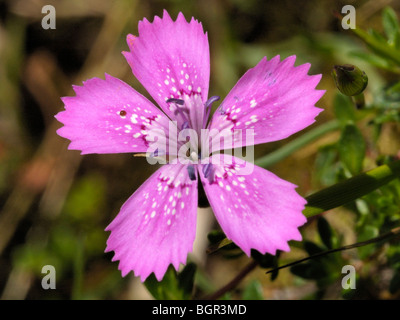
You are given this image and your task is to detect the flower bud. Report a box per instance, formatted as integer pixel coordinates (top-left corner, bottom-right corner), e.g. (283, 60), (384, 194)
(332, 64), (368, 96)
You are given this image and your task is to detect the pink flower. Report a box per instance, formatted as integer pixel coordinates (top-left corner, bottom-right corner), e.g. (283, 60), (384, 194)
(55, 11), (324, 281)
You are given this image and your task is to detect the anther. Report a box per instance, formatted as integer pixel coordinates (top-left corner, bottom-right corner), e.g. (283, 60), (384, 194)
(150, 149), (165, 158)
(202, 163), (212, 178)
(203, 95), (220, 128)
(187, 165), (196, 181)
(205, 96), (220, 109)
(181, 121), (190, 130)
(202, 163), (214, 183)
(166, 98), (185, 105)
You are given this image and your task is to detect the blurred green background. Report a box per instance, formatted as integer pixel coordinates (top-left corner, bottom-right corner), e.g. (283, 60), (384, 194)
(1, 0), (400, 300)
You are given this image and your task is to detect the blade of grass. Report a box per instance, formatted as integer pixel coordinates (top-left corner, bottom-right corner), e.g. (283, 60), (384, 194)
(351, 27), (400, 66)
(255, 120), (340, 168)
(303, 159), (400, 217)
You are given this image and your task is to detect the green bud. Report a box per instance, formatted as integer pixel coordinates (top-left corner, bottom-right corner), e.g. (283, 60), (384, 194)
(332, 64), (368, 96)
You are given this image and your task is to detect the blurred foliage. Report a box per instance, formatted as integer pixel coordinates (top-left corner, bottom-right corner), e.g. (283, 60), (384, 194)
(1, 0), (400, 300)
(289, 6), (400, 299)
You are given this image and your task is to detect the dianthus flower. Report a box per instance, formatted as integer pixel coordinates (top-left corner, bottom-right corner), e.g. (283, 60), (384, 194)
(55, 11), (324, 281)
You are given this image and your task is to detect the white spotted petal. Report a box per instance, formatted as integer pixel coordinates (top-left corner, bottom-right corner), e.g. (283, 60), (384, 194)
(55, 10), (324, 283)
(208, 55), (324, 150)
(105, 163), (198, 281)
(123, 10), (210, 120)
(56, 74), (171, 154)
(199, 154), (307, 256)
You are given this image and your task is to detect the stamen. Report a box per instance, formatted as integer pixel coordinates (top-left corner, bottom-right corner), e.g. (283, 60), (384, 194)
(168, 98), (190, 127)
(202, 163), (212, 177)
(202, 163), (215, 183)
(150, 148), (165, 158)
(166, 98), (184, 105)
(187, 165), (196, 181)
(205, 96), (221, 109)
(181, 121), (190, 130)
(203, 95), (220, 128)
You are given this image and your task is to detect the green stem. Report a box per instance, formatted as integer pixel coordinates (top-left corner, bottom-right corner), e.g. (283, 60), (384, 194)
(266, 226), (400, 275)
(352, 93), (365, 109)
(255, 120), (340, 168)
(203, 260), (259, 300)
(304, 159), (400, 218)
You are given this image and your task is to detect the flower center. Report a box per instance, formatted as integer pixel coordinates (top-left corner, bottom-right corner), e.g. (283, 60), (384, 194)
(162, 95), (221, 183)
(189, 151), (199, 162)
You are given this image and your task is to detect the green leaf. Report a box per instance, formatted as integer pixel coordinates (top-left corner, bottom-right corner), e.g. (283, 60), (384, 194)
(373, 81), (400, 110)
(177, 263), (197, 299)
(144, 266), (186, 300)
(290, 261), (327, 280)
(317, 216), (333, 249)
(304, 241), (325, 256)
(350, 51), (400, 73)
(351, 27), (400, 66)
(207, 230), (238, 254)
(382, 7), (400, 46)
(251, 250), (275, 268)
(270, 255), (280, 281)
(333, 94), (356, 126)
(338, 124), (366, 175)
(144, 263), (198, 300)
(304, 160), (400, 218)
(242, 280), (264, 300)
(207, 230), (226, 244)
(314, 145), (339, 186)
(368, 28), (388, 44)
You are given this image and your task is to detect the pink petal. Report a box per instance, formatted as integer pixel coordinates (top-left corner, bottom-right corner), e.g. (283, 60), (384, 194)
(105, 163), (198, 281)
(200, 154), (307, 256)
(208, 55), (325, 150)
(55, 74), (171, 154)
(123, 10), (210, 119)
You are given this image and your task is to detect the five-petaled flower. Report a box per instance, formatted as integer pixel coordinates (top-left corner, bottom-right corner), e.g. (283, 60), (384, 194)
(55, 11), (325, 281)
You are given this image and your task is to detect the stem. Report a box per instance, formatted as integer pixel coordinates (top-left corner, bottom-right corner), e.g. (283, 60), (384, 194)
(255, 120), (340, 168)
(203, 260), (258, 300)
(266, 227), (400, 275)
(352, 93), (365, 109)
